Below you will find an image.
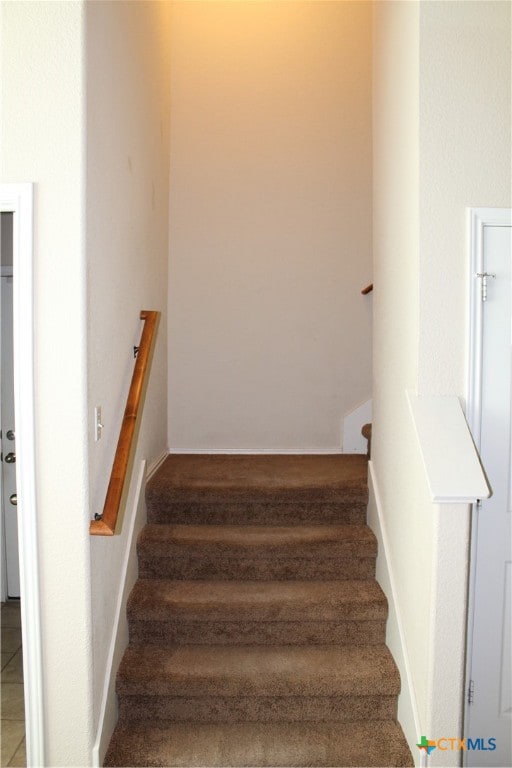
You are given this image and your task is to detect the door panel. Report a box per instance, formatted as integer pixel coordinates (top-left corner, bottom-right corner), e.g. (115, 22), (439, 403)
(1, 274), (19, 598)
(466, 223), (511, 766)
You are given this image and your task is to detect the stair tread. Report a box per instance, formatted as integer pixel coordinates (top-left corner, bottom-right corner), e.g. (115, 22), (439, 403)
(128, 578), (387, 621)
(104, 720), (413, 767)
(117, 643), (400, 696)
(139, 523), (376, 547)
(147, 454), (368, 502)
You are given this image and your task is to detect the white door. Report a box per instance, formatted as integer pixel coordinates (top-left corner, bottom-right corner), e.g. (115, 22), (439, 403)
(466, 217), (512, 766)
(1, 183), (44, 765)
(1, 273), (20, 598)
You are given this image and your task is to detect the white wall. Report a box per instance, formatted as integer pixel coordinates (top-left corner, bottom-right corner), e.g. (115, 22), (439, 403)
(1, 1), (172, 763)
(418, 0), (512, 395)
(418, 5), (511, 762)
(168, 0), (372, 452)
(0, 2), (92, 764)
(371, 1), (432, 754)
(372, 1), (511, 763)
(86, 0), (171, 754)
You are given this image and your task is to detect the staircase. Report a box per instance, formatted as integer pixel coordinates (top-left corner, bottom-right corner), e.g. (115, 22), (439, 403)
(104, 454), (413, 767)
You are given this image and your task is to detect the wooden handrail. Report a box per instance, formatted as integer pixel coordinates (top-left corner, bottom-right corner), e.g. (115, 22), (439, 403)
(90, 310), (159, 536)
(361, 283), (373, 295)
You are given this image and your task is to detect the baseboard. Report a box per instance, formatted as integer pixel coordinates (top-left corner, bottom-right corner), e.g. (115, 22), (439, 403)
(367, 460), (423, 766)
(147, 449), (168, 479)
(167, 447), (343, 455)
(342, 398), (372, 454)
(91, 460), (147, 768)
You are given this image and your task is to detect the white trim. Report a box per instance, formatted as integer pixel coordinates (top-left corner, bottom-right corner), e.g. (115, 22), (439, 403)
(168, 447), (343, 455)
(341, 398), (372, 454)
(92, 459), (147, 768)
(0, 183), (45, 766)
(147, 449), (168, 479)
(407, 391), (490, 503)
(367, 460), (423, 764)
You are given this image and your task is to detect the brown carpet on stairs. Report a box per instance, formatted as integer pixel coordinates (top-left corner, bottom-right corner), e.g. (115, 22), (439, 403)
(104, 454), (413, 768)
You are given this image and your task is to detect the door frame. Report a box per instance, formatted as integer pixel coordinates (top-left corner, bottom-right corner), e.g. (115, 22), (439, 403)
(0, 183), (45, 766)
(464, 206), (512, 761)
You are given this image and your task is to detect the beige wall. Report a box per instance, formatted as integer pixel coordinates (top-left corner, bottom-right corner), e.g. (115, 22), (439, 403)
(372, 0), (511, 762)
(168, 0), (373, 451)
(0, 2), (92, 764)
(86, 0), (171, 749)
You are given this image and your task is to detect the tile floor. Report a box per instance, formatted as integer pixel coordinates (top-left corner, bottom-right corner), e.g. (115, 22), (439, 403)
(1, 601), (25, 767)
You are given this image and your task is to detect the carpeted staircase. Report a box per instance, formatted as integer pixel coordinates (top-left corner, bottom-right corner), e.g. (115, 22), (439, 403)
(105, 454), (413, 767)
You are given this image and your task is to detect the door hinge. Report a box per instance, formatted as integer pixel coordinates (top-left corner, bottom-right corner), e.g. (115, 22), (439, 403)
(475, 272), (496, 302)
(467, 679), (475, 705)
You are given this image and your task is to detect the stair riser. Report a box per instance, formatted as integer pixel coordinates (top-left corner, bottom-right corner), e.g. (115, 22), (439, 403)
(147, 501), (367, 526)
(117, 694), (397, 723)
(139, 539), (376, 557)
(129, 619), (386, 646)
(138, 556), (376, 581)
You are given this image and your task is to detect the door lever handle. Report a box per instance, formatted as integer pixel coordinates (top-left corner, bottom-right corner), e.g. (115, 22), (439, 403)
(4, 452), (16, 463)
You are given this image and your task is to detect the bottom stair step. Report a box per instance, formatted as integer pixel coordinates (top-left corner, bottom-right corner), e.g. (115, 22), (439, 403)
(104, 720), (413, 767)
